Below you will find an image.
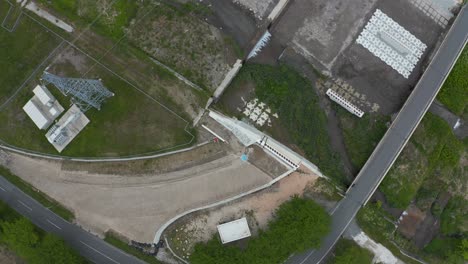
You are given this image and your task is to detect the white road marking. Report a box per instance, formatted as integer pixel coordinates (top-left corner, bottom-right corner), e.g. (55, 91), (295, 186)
(0, 185), (5, 191)
(80, 241), (120, 264)
(18, 200), (32, 211)
(47, 219), (62, 230)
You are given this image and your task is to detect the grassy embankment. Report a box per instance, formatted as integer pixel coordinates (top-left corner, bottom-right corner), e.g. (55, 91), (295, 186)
(220, 63), (347, 185)
(0, 166), (74, 221)
(0, 0), (197, 157)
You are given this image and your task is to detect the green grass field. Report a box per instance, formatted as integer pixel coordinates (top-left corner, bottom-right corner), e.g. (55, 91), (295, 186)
(0, 56), (194, 157)
(0, 1), (62, 105)
(0, 1), (199, 157)
(37, 0), (138, 40)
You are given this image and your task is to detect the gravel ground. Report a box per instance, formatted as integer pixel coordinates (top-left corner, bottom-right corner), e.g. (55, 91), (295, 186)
(0, 150), (272, 242)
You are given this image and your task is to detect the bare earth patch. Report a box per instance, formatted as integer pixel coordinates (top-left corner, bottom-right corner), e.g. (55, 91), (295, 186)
(0, 246), (23, 264)
(233, 0), (278, 20)
(165, 166), (318, 260)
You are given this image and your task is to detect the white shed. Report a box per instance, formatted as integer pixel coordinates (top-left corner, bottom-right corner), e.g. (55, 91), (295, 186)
(33, 85), (54, 105)
(217, 217), (251, 244)
(23, 100), (51, 129)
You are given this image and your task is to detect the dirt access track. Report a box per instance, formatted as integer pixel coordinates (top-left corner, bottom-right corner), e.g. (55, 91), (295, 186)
(0, 142), (275, 243)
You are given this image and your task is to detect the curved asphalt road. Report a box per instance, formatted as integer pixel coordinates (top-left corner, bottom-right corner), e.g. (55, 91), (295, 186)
(288, 5), (468, 264)
(0, 175), (146, 264)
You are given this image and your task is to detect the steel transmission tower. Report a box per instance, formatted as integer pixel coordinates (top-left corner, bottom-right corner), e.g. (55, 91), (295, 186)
(41, 72), (114, 111)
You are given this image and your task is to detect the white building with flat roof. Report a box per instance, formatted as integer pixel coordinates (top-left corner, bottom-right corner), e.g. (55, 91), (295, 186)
(217, 217), (251, 244)
(23, 101), (50, 129)
(46, 104), (89, 153)
(23, 85), (64, 130)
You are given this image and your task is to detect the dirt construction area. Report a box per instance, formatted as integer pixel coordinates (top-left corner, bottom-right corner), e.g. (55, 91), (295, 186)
(0, 140), (284, 243)
(164, 166), (318, 260)
(271, 0), (452, 114)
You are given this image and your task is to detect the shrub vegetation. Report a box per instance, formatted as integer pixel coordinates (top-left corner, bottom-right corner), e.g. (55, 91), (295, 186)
(437, 47), (467, 115)
(228, 64), (346, 184)
(190, 197), (331, 264)
(329, 239), (373, 264)
(0, 200), (85, 264)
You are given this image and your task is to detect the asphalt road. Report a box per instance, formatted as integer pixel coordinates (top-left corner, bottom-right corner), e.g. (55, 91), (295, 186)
(0, 175), (147, 264)
(288, 5), (468, 264)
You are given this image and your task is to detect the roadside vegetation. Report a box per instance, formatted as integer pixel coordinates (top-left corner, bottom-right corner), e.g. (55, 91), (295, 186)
(0, 167), (74, 221)
(223, 63), (347, 184)
(328, 239), (373, 264)
(104, 232), (161, 264)
(357, 202), (423, 264)
(379, 113), (464, 209)
(190, 197), (331, 264)
(437, 46), (467, 116)
(335, 106), (389, 169)
(361, 111), (467, 263)
(0, 200), (85, 264)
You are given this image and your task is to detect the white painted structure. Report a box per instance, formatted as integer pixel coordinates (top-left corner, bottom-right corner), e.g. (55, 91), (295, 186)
(23, 85), (64, 130)
(356, 9), (427, 78)
(217, 217), (251, 244)
(46, 104), (89, 152)
(24, 2), (74, 32)
(23, 101), (50, 129)
(242, 98), (277, 127)
(247, 30), (272, 60)
(208, 110), (325, 177)
(326, 89), (364, 118)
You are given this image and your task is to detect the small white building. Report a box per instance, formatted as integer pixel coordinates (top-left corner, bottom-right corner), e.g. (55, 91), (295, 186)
(217, 217), (251, 244)
(23, 85), (64, 129)
(46, 104), (89, 153)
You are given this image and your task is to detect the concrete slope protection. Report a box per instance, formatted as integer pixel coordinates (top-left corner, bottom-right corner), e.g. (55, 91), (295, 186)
(0, 175), (146, 264)
(289, 5), (468, 264)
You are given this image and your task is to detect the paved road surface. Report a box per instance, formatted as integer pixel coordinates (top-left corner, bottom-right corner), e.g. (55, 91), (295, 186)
(289, 5), (468, 264)
(0, 175), (147, 264)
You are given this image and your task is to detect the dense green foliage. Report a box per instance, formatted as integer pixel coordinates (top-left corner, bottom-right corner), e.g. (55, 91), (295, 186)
(232, 64), (346, 184)
(379, 113), (464, 209)
(440, 196), (467, 236)
(329, 239), (373, 264)
(437, 46), (468, 115)
(104, 233), (161, 264)
(0, 201), (85, 264)
(0, 167), (74, 221)
(424, 238), (467, 263)
(190, 197), (331, 264)
(336, 107), (389, 169)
